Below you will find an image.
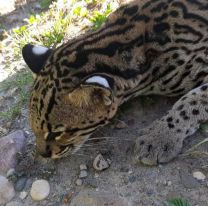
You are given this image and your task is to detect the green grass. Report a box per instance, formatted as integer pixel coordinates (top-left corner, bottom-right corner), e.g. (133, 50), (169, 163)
(40, 0), (52, 9)
(0, 71), (33, 120)
(11, 0), (115, 57)
(162, 198), (190, 206)
(0, 0), (118, 122)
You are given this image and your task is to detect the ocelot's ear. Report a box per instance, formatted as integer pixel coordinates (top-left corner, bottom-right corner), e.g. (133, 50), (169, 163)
(22, 44), (53, 74)
(64, 76), (114, 107)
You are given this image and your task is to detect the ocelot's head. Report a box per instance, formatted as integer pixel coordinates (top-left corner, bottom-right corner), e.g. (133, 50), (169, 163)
(22, 44), (119, 159)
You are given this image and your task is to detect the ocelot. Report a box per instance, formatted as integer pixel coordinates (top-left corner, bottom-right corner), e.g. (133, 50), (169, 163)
(22, 0), (208, 165)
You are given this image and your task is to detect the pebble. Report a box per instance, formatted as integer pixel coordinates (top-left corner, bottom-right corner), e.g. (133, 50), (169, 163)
(15, 177), (27, 191)
(193, 171), (206, 180)
(0, 127), (7, 135)
(94, 173), (99, 178)
(167, 181), (172, 186)
(128, 170), (133, 175)
(93, 154), (110, 171)
(0, 130), (26, 173)
(128, 175), (136, 183)
(76, 179), (83, 186)
(114, 121), (127, 129)
(19, 191), (28, 200)
(34, 3), (41, 9)
(80, 164), (87, 170)
(0, 175), (15, 205)
(6, 201), (23, 206)
(6, 168), (15, 178)
(79, 170), (88, 178)
(30, 179), (50, 201)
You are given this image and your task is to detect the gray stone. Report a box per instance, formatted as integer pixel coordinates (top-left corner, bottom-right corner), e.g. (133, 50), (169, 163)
(80, 164), (87, 170)
(180, 171), (200, 189)
(19, 191), (28, 200)
(193, 171), (206, 180)
(93, 154), (110, 171)
(128, 175), (137, 183)
(76, 179), (83, 186)
(0, 0), (15, 15)
(30, 179), (50, 201)
(14, 177), (27, 191)
(6, 168), (15, 178)
(0, 130), (26, 173)
(0, 175), (15, 205)
(70, 190), (129, 206)
(79, 170), (88, 178)
(6, 201), (23, 206)
(114, 121), (127, 129)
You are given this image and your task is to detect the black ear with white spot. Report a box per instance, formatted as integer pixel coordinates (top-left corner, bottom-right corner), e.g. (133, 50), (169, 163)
(22, 44), (53, 74)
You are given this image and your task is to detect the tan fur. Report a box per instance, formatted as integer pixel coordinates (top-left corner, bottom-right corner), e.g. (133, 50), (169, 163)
(25, 0), (208, 162)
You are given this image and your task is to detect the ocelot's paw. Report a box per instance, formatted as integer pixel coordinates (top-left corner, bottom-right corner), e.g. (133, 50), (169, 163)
(134, 133), (183, 165)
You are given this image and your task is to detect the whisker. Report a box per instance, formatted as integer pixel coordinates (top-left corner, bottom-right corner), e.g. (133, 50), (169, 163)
(72, 152), (88, 156)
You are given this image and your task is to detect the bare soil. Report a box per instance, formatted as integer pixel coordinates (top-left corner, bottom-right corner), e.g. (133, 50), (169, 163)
(1, 1), (208, 206)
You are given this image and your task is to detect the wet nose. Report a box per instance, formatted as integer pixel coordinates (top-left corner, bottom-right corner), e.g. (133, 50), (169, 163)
(39, 146), (52, 158)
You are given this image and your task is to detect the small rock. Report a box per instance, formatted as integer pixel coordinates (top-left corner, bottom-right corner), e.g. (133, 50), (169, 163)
(114, 121), (127, 129)
(5, 122), (12, 129)
(167, 181), (172, 186)
(15, 177), (27, 191)
(94, 173), (99, 178)
(79, 170), (88, 178)
(6, 201), (23, 206)
(93, 154), (110, 171)
(19, 191), (28, 200)
(162, 180), (167, 185)
(6, 168), (15, 178)
(79, 164), (87, 170)
(75, 179), (83, 186)
(0, 175), (15, 205)
(128, 175), (136, 183)
(193, 171), (206, 180)
(0, 130), (26, 173)
(0, 127), (7, 135)
(34, 3), (41, 9)
(30, 179), (50, 201)
(128, 170), (133, 175)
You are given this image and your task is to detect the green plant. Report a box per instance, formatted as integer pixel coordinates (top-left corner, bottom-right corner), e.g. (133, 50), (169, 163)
(1, 0), (118, 122)
(0, 106), (21, 120)
(73, 6), (89, 17)
(40, 0), (52, 9)
(90, 3), (112, 30)
(163, 198), (190, 206)
(0, 71), (33, 120)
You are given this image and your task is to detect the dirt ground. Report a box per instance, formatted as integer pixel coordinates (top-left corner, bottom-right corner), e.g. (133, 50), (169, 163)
(3, 94), (208, 206)
(1, 1), (208, 206)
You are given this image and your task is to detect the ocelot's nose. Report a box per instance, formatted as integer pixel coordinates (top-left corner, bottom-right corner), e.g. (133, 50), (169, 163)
(38, 145), (52, 158)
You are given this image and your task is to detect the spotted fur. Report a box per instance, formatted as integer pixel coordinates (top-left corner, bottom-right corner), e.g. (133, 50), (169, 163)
(23, 0), (208, 163)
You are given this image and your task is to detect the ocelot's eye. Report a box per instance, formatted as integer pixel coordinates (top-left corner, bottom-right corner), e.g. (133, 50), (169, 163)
(45, 132), (63, 141)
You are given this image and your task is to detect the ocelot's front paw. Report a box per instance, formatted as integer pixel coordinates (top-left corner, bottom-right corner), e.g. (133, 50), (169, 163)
(134, 133), (183, 165)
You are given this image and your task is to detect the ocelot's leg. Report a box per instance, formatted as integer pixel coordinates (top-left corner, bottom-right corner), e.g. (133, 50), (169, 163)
(134, 83), (208, 165)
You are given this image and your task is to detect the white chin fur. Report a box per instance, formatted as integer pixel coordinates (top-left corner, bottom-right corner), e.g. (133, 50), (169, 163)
(86, 76), (110, 88)
(32, 45), (49, 55)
